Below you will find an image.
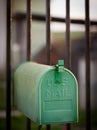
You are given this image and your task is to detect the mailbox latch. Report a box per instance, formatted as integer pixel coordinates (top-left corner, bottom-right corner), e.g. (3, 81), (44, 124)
(55, 60), (64, 83)
(58, 60), (64, 72)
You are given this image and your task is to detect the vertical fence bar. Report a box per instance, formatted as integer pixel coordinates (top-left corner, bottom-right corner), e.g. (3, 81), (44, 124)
(26, 0), (32, 130)
(6, 0), (12, 130)
(63, 0), (71, 130)
(85, 0), (91, 130)
(46, 0), (51, 129)
(66, 0), (71, 69)
(27, 0), (32, 61)
(46, 0), (51, 65)
(46, 125), (51, 130)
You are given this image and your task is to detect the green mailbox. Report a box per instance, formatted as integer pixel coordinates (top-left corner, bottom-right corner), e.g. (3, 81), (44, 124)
(14, 60), (78, 125)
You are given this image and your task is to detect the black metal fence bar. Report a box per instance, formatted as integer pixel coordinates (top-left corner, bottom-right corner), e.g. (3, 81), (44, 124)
(85, 0), (91, 130)
(46, 125), (51, 130)
(6, 0), (12, 130)
(65, 0), (71, 130)
(46, 0), (51, 130)
(46, 0), (51, 65)
(27, 0), (32, 61)
(66, 0), (71, 69)
(26, 0), (32, 130)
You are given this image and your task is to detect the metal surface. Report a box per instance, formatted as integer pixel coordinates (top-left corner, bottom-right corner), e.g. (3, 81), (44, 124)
(46, 0), (51, 65)
(65, 0), (71, 130)
(26, 0), (32, 130)
(46, 0), (51, 129)
(14, 61), (78, 124)
(85, 0), (91, 130)
(38, 125), (42, 130)
(13, 13), (97, 26)
(46, 125), (51, 130)
(6, 0), (12, 130)
(27, 0), (32, 61)
(26, 119), (31, 130)
(66, 0), (71, 69)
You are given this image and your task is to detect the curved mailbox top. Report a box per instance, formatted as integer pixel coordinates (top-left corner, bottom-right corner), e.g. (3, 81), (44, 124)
(14, 60), (78, 125)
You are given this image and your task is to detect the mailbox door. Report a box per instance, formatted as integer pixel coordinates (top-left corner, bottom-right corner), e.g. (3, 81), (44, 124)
(39, 69), (78, 124)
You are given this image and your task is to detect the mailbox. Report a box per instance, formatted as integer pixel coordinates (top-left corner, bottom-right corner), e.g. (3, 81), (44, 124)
(14, 60), (78, 125)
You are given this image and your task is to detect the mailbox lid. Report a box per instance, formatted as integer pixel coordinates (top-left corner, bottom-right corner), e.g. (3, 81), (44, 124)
(38, 66), (78, 124)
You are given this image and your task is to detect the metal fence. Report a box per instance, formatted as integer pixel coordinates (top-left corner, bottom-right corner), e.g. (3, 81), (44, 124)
(6, 0), (97, 130)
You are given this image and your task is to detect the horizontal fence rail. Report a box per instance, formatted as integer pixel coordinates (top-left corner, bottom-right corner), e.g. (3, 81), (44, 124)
(13, 13), (97, 26)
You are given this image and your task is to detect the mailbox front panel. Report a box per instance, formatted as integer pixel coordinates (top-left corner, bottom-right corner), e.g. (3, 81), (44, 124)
(39, 68), (78, 124)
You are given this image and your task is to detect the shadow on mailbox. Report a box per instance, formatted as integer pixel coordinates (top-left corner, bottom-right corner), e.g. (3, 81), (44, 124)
(14, 60), (78, 125)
